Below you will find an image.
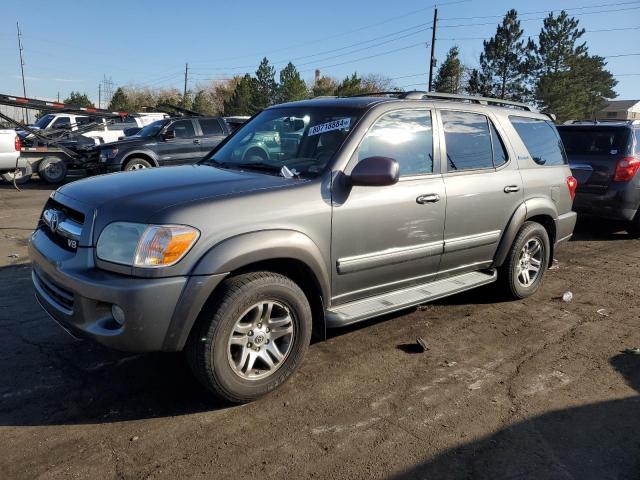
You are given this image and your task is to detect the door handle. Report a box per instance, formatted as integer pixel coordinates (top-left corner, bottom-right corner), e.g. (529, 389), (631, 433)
(193, 139), (201, 144)
(416, 193), (440, 204)
(504, 185), (521, 193)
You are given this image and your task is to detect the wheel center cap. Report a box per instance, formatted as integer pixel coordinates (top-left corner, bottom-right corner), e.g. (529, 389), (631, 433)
(253, 333), (267, 346)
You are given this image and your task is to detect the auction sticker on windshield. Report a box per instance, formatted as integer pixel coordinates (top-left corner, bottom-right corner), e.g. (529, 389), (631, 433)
(308, 118), (351, 136)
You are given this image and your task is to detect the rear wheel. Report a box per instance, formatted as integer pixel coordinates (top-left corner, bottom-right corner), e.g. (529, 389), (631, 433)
(186, 271), (312, 403)
(124, 157), (153, 171)
(38, 156), (67, 184)
(501, 221), (550, 299)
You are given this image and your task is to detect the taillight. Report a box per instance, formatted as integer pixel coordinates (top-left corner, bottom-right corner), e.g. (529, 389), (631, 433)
(566, 175), (578, 200)
(614, 156), (640, 182)
(14, 135), (21, 151)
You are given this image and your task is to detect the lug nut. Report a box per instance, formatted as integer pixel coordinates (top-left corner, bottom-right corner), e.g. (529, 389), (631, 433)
(266, 327), (270, 333)
(265, 339), (270, 344)
(247, 342), (252, 348)
(255, 347), (260, 352)
(257, 323), (262, 328)
(248, 330), (253, 336)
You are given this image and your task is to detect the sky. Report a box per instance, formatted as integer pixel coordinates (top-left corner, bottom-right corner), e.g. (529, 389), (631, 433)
(0, 0), (638, 105)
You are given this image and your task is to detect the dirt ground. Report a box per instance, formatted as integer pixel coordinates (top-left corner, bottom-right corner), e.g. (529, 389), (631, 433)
(1, 180), (639, 480)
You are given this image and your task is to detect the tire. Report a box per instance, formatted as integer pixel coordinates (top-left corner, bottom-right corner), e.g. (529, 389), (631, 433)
(124, 157), (153, 171)
(1, 163), (32, 185)
(500, 221), (551, 299)
(186, 271), (312, 403)
(38, 156), (67, 184)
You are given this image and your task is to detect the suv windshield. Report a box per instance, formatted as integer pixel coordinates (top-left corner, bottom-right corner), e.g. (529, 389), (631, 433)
(202, 107), (361, 177)
(136, 119), (167, 137)
(33, 114), (55, 129)
(558, 127), (631, 156)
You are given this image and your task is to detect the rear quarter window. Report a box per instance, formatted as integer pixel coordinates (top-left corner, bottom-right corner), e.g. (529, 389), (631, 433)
(510, 116), (567, 166)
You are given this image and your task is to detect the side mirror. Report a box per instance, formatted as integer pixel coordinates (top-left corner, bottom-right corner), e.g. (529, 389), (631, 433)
(350, 156), (399, 187)
(163, 129), (176, 140)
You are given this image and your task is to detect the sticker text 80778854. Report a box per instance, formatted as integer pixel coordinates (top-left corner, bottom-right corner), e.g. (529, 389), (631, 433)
(308, 118), (351, 137)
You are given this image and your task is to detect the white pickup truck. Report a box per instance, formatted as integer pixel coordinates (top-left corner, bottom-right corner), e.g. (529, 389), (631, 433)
(0, 129), (28, 184)
(25, 112), (168, 144)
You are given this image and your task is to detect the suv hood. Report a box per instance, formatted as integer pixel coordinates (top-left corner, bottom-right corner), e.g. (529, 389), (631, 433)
(56, 165), (294, 220)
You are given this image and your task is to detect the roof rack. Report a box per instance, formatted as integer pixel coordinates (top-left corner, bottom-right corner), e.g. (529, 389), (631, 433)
(401, 91), (535, 111)
(564, 119), (640, 126)
(345, 90), (536, 112)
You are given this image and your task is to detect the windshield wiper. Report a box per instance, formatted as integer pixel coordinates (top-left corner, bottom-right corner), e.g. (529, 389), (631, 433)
(207, 159), (282, 175)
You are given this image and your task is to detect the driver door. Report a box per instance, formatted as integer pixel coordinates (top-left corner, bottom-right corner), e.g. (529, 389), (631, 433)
(157, 119), (199, 165)
(331, 109), (446, 305)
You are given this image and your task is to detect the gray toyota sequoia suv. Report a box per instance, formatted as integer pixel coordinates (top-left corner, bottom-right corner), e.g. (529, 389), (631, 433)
(29, 92), (577, 403)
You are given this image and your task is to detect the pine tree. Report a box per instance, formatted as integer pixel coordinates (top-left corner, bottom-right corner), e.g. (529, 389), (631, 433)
(534, 11), (616, 122)
(224, 74), (258, 115)
(312, 76), (337, 97)
(466, 68), (493, 97)
(476, 9), (536, 101)
(536, 55), (617, 122)
(254, 57), (277, 109)
(63, 91), (93, 108)
(192, 90), (214, 114)
(278, 62), (308, 103)
(536, 11), (586, 75)
(335, 73), (364, 96)
(108, 87), (133, 111)
(433, 46), (464, 94)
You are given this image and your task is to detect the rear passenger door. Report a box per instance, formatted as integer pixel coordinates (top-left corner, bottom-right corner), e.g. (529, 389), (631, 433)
(197, 118), (227, 156)
(437, 109), (523, 278)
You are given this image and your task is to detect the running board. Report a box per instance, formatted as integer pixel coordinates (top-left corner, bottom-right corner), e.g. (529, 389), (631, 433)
(326, 270), (497, 328)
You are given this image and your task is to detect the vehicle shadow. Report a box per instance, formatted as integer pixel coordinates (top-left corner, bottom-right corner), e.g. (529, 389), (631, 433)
(0, 264), (228, 427)
(570, 217), (632, 241)
(392, 351), (640, 479)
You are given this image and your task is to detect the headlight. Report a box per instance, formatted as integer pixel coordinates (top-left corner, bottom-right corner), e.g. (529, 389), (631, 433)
(96, 222), (199, 267)
(102, 147), (119, 159)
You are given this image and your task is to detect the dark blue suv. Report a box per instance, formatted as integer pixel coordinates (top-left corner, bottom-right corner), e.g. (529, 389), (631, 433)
(558, 121), (640, 236)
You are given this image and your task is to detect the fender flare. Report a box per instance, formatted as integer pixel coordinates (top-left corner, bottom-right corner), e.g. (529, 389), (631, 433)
(493, 198), (559, 267)
(192, 229), (331, 304)
(121, 149), (160, 167)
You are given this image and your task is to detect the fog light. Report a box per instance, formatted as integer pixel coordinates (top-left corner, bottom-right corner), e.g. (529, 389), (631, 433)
(111, 305), (126, 326)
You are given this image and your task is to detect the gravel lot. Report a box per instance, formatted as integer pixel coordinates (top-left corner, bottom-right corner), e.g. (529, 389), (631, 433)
(1, 181), (639, 479)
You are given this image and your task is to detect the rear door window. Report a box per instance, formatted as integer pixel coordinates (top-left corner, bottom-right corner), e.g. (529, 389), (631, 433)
(199, 118), (224, 135)
(441, 111), (494, 171)
(510, 116), (567, 165)
(52, 117), (71, 129)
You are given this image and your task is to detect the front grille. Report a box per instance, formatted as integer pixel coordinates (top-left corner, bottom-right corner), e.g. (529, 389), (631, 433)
(41, 198), (85, 252)
(33, 268), (74, 313)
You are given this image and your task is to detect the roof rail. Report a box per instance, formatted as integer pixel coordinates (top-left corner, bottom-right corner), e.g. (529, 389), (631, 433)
(402, 91), (536, 111)
(347, 91), (404, 98)
(564, 119), (640, 126)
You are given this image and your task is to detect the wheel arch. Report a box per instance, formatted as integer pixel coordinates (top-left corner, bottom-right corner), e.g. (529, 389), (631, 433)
(166, 230), (330, 351)
(494, 198), (558, 268)
(121, 150), (159, 168)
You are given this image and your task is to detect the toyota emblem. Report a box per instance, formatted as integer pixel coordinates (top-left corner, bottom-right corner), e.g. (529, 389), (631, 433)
(49, 211), (59, 233)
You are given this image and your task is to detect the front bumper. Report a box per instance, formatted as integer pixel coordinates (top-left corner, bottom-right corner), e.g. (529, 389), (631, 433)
(29, 229), (225, 352)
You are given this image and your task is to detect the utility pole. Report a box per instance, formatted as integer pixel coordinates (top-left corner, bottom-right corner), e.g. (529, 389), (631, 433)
(16, 21), (28, 123)
(183, 63), (189, 107)
(98, 83), (102, 109)
(428, 8), (438, 91)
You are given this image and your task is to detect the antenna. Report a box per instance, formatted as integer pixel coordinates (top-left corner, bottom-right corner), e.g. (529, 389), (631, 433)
(16, 21), (28, 123)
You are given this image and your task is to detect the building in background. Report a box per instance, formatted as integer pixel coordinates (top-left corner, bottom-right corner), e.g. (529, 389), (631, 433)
(597, 100), (640, 120)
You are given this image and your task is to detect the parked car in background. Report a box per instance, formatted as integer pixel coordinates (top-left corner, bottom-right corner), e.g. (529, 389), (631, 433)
(558, 120), (640, 236)
(97, 115), (231, 171)
(21, 112), (168, 144)
(30, 92), (576, 403)
(0, 129), (25, 183)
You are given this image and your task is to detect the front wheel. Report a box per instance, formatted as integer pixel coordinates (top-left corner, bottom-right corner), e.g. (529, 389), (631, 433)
(186, 272), (312, 403)
(501, 221), (550, 299)
(124, 157), (153, 171)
